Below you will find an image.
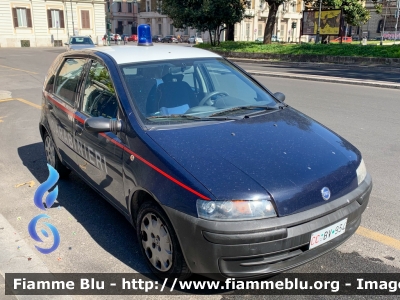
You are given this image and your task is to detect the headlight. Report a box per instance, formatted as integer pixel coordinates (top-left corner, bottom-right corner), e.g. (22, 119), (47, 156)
(196, 199), (277, 221)
(356, 158), (367, 185)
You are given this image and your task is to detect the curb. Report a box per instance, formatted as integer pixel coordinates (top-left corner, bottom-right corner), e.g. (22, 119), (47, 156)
(0, 214), (72, 300)
(244, 69), (400, 90)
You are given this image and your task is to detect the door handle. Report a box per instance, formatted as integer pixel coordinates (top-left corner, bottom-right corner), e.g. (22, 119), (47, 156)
(75, 124), (83, 135)
(47, 102), (53, 110)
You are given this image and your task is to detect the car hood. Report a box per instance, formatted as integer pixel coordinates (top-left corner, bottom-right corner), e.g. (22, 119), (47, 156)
(147, 108), (361, 216)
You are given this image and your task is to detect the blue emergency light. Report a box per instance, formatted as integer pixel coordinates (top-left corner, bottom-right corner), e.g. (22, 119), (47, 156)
(137, 24), (153, 46)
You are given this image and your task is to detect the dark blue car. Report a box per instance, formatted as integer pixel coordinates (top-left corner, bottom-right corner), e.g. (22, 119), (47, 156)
(39, 45), (372, 280)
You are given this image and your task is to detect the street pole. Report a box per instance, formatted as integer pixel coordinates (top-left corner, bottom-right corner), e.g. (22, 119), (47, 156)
(64, 1), (70, 39)
(381, 0), (390, 46)
(70, 0), (75, 36)
(395, 0), (400, 44)
(315, 0), (322, 43)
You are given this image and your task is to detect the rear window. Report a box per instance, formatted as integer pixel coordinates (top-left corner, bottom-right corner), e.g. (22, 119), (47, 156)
(70, 37), (94, 44)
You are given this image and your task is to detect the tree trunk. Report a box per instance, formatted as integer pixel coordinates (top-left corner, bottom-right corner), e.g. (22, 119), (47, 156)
(216, 26), (221, 45)
(263, 3), (279, 44)
(209, 29), (215, 46)
(226, 23), (234, 41)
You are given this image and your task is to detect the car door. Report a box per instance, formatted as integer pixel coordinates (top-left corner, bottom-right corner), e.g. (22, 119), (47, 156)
(73, 59), (125, 209)
(46, 57), (87, 167)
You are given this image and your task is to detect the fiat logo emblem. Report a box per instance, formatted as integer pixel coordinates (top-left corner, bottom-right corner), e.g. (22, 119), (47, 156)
(321, 187), (331, 201)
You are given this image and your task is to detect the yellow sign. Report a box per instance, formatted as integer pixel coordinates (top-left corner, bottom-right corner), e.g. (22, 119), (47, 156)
(303, 10), (341, 35)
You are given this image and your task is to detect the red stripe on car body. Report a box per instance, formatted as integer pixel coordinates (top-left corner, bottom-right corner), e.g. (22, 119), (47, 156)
(47, 96), (210, 200)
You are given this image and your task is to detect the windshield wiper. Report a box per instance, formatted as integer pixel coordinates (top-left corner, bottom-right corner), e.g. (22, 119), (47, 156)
(146, 114), (240, 121)
(209, 105), (280, 117)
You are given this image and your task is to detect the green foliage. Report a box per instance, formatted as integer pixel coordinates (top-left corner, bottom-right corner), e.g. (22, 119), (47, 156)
(196, 41), (400, 58)
(89, 68), (115, 94)
(162, 0), (247, 45)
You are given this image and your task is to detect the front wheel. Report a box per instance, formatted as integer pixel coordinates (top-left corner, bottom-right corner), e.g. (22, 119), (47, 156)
(136, 202), (191, 280)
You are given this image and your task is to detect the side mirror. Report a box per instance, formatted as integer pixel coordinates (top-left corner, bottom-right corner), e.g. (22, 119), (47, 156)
(274, 92), (285, 102)
(84, 117), (122, 133)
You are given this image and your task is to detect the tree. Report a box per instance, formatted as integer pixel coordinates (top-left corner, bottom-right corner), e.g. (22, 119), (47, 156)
(263, 0), (288, 44)
(162, 0), (247, 46)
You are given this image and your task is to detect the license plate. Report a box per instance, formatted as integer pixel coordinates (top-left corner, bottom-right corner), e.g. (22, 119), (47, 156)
(309, 218), (347, 250)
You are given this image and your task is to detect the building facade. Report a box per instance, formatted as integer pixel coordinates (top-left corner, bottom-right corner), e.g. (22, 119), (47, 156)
(0, 0), (106, 47)
(234, 0), (303, 42)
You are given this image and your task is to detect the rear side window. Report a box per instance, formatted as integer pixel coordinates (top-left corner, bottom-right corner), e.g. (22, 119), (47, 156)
(54, 58), (86, 106)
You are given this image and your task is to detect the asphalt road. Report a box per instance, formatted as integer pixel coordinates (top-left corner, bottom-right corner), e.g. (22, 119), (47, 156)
(0, 46), (399, 299)
(235, 60), (400, 84)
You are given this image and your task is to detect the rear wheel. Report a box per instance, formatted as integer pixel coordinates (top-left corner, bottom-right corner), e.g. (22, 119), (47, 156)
(136, 201), (191, 280)
(44, 133), (70, 178)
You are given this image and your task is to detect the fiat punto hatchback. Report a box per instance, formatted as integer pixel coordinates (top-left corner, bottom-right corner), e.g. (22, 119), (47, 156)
(39, 38), (372, 280)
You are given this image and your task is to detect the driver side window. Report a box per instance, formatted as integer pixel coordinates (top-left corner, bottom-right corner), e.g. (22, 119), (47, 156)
(82, 61), (118, 119)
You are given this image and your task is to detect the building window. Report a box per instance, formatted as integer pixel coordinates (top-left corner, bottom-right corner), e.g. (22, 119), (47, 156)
(258, 24), (263, 37)
(117, 2), (121, 12)
(47, 10), (65, 28)
(128, 3), (132, 13)
(291, 1), (296, 12)
(146, 1), (150, 12)
(158, 24), (161, 34)
(184, 27), (188, 35)
(12, 7), (32, 28)
(81, 10), (90, 29)
(17, 8), (27, 27)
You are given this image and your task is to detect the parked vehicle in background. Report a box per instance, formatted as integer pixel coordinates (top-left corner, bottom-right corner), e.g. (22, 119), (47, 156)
(188, 36), (203, 44)
(152, 35), (163, 42)
(128, 34), (138, 42)
(257, 36), (281, 42)
(271, 35), (281, 42)
(161, 35), (178, 43)
(114, 34), (122, 41)
(65, 36), (96, 51)
(331, 37), (352, 43)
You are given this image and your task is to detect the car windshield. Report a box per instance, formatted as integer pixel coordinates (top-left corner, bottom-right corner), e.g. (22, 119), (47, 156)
(120, 58), (279, 126)
(70, 37), (94, 44)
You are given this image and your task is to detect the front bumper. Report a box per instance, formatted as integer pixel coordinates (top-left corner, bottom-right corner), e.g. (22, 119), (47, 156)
(164, 174), (372, 279)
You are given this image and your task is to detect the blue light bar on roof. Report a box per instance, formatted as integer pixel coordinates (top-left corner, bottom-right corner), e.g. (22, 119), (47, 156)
(137, 24), (153, 46)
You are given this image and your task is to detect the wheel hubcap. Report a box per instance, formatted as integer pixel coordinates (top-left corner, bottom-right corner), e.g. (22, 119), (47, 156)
(141, 213), (173, 272)
(45, 136), (56, 167)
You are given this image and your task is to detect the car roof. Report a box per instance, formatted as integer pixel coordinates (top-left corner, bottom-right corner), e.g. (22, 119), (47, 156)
(94, 45), (221, 64)
(70, 36), (92, 38)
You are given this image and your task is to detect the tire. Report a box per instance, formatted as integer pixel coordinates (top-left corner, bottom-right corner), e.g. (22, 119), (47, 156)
(168, 40), (171, 43)
(136, 201), (191, 280)
(44, 132), (70, 178)
(162, 40), (164, 43)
